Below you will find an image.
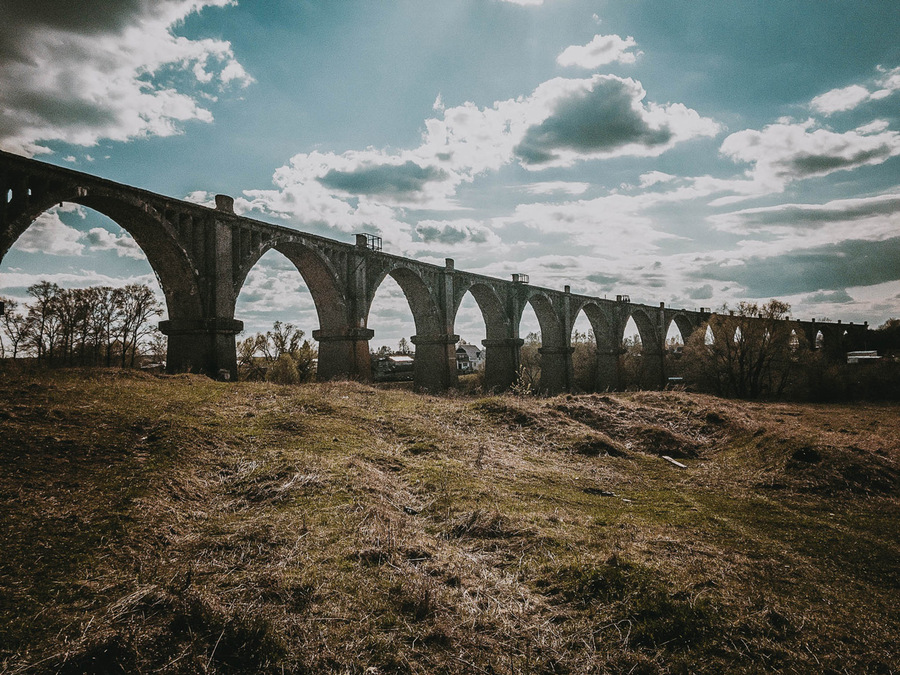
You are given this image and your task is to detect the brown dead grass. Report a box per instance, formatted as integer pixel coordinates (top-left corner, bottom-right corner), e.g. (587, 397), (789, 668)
(0, 368), (898, 674)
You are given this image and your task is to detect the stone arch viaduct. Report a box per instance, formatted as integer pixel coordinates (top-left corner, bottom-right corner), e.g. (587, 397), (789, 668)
(1, 150), (872, 392)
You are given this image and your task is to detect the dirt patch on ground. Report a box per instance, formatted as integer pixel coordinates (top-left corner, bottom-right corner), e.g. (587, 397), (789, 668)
(471, 397), (548, 429)
(631, 424), (700, 459)
(564, 431), (627, 457)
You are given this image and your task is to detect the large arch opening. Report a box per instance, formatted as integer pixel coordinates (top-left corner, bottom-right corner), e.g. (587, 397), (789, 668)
(519, 292), (566, 393)
(232, 248), (321, 382)
(622, 309), (663, 389)
(0, 203), (170, 368)
(3, 188), (200, 317)
(580, 302), (617, 391)
(367, 273), (417, 364)
(453, 282), (518, 391)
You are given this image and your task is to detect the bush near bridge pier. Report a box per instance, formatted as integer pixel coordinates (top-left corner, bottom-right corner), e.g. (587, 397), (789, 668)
(237, 321), (317, 384)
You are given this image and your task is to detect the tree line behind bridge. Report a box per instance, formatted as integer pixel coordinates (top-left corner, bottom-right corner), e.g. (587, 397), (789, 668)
(2, 288), (898, 400)
(0, 282), (164, 368)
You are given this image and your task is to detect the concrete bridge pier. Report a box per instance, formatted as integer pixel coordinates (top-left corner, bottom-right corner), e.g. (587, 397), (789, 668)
(411, 334), (459, 392)
(595, 348), (620, 392)
(538, 346), (574, 394)
(159, 317), (243, 380)
(157, 213), (244, 379)
(313, 328), (375, 381)
(641, 347), (666, 389)
(481, 337), (523, 391)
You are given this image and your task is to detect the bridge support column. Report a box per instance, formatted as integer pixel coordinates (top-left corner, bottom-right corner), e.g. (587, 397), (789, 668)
(312, 328), (375, 381)
(642, 348), (666, 389)
(481, 337), (524, 391)
(538, 346), (574, 394)
(596, 348), (620, 392)
(411, 333), (459, 392)
(159, 317), (243, 380)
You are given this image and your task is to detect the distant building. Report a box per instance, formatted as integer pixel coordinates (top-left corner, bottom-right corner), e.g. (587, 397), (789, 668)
(456, 343), (484, 373)
(372, 354), (415, 381)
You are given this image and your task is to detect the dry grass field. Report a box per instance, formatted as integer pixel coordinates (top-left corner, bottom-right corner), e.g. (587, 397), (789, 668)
(0, 368), (898, 674)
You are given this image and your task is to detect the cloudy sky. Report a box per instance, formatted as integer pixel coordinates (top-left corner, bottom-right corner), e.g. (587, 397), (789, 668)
(2, 0), (899, 348)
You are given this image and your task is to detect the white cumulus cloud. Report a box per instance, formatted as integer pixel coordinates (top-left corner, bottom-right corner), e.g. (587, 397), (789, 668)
(556, 34), (641, 69)
(83, 227), (145, 258)
(810, 85), (871, 114)
(720, 119), (900, 193)
(11, 209), (85, 256)
(234, 72), (720, 260)
(0, 0), (253, 157)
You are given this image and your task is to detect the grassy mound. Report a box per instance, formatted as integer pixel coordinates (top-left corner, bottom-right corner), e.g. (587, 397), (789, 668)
(1, 369), (898, 673)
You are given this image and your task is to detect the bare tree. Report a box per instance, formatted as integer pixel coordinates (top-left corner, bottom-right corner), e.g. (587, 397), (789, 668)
(91, 286), (119, 367)
(571, 328), (597, 391)
(237, 333), (269, 380)
(514, 332), (542, 393)
(682, 300), (806, 399)
(145, 327), (168, 364)
(0, 297), (31, 359)
(267, 321), (304, 359)
(25, 281), (62, 363)
(54, 287), (92, 365)
(114, 284), (162, 367)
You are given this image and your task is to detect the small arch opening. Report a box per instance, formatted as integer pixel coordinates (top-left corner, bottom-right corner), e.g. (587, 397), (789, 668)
(665, 320), (686, 382)
(621, 315), (642, 389)
(517, 301), (542, 391)
(571, 309), (596, 391)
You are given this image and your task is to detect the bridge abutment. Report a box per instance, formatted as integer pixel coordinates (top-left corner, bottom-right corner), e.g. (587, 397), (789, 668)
(313, 328), (375, 381)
